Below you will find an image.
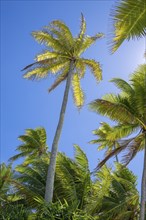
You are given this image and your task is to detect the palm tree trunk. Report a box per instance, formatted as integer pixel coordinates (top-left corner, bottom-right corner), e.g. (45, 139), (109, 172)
(44, 61), (74, 203)
(139, 133), (146, 220)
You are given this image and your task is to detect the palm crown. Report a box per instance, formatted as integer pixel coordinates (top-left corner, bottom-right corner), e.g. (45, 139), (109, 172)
(90, 64), (146, 168)
(9, 127), (48, 165)
(23, 14), (103, 108)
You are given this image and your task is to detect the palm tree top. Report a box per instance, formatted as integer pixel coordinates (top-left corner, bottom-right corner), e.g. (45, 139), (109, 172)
(89, 64), (146, 169)
(22, 14), (104, 108)
(9, 127), (48, 165)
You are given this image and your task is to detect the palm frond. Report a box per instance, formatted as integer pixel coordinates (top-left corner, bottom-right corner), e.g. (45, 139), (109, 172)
(75, 59), (86, 78)
(110, 78), (134, 96)
(74, 144), (89, 173)
(89, 99), (135, 124)
(94, 139), (132, 170)
(77, 33), (104, 56)
(110, 0), (146, 52)
(72, 73), (84, 108)
(23, 60), (68, 80)
(32, 31), (68, 53)
(48, 65), (69, 92)
(83, 59), (102, 81)
(122, 133), (144, 165)
(49, 20), (74, 47)
(35, 51), (60, 61)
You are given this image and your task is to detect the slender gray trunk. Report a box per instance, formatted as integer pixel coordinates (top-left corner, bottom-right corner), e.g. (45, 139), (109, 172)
(139, 133), (146, 220)
(44, 61), (74, 203)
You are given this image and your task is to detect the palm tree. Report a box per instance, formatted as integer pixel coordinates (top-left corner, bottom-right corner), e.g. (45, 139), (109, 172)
(88, 163), (139, 220)
(110, 0), (146, 52)
(14, 144), (91, 211)
(11, 144), (139, 219)
(22, 14), (103, 202)
(89, 64), (146, 219)
(9, 127), (48, 166)
(90, 122), (125, 162)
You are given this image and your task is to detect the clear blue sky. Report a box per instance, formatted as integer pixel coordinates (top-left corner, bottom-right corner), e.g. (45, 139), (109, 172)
(1, 0), (145, 192)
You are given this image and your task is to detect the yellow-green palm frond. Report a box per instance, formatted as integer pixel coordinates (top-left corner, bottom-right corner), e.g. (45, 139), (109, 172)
(23, 67), (50, 80)
(35, 51), (60, 61)
(73, 13), (86, 53)
(75, 59), (86, 78)
(72, 73), (84, 108)
(78, 13), (86, 41)
(82, 58), (102, 81)
(110, 0), (146, 52)
(77, 33), (104, 56)
(49, 20), (74, 47)
(32, 31), (67, 53)
(23, 60), (68, 80)
(48, 65), (69, 92)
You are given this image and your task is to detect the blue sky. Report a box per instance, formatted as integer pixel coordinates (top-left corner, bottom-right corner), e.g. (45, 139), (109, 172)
(1, 0), (145, 192)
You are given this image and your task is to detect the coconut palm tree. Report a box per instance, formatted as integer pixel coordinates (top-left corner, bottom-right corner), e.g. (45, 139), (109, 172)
(11, 144), (139, 219)
(110, 0), (146, 52)
(9, 127), (48, 166)
(88, 163), (139, 220)
(22, 14), (103, 202)
(14, 144), (91, 210)
(90, 122), (125, 162)
(89, 64), (146, 219)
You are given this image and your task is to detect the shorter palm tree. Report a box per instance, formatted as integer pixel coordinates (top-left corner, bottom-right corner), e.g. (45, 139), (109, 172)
(89, 64), (146, 219)
(90, 122), (124, 162)
(9, 127), (48, 166)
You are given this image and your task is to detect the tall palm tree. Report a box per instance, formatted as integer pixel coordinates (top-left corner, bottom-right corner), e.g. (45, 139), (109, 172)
(89, 64), (146, 219)
(22, 14), (103, 202)
(110, 0), (146, 52)
(9, 127), (48, 166)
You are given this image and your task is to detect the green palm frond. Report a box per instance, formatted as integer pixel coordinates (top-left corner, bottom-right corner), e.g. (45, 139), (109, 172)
(9, 127), (48, 164)
(74, 144), (89, 173)
(90, 98), (135, 124)
(110, 0), (146, 52)
(95, 164), (139, 220)
(72, 73), (84, 108)
(55, 153), (78, 204)
(110, 78), (134, 96)
(83, 58), (102, 81)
